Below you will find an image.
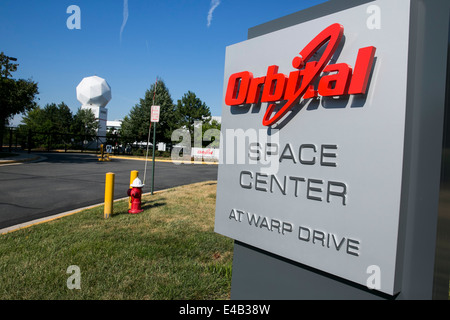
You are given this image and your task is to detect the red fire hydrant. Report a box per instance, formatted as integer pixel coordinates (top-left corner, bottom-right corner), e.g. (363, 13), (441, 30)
(127, 177), (144, 214)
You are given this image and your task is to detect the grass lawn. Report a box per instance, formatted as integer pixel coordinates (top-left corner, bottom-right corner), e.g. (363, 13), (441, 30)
(0, 181), (234, 300)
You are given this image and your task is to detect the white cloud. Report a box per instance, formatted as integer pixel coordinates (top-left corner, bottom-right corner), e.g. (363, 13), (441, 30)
(120, 0), (129, 42)
(207, 0), (221, 27)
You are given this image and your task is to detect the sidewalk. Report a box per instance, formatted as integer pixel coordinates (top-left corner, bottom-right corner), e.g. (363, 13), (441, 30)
(0, 152), (41, 164)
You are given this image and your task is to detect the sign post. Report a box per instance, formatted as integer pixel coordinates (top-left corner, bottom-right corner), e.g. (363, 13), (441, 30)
(215, 0), (450, 299)
(150, 105), (160, 195)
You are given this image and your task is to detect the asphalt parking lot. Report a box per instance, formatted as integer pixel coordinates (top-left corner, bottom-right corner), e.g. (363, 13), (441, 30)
(0, 152), (218, 230)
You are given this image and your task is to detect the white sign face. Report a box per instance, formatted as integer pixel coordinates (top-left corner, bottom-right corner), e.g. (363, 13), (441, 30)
(191, 147), (220, 161)
(214, 0), (411, 295)
(151, 105), (160, 123)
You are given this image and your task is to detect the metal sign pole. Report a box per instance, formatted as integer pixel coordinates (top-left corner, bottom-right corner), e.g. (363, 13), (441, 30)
(143, 122), (151, 188)
(151, 121), (156, 195)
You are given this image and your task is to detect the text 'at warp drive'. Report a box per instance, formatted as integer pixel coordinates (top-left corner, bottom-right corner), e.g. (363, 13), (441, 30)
(225, 23), (376, 126)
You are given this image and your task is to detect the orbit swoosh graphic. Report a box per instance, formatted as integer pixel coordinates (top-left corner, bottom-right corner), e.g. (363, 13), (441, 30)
(262, 23), (344, 127)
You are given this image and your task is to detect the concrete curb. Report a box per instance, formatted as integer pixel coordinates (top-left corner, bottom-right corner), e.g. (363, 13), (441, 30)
(0, 153), (41, 165)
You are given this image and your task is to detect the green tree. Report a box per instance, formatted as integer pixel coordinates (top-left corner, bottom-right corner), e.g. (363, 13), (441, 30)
(18, 107), (47, 148)
(0, 52), (17, 78)
(120, 79), (176, 145)
(70, 108), (99, 149)
(20, 106), (46, 133)
(175, 91), (211, 137)
(20, 102), (75, 148)
(54, 103), (73, 134)
(71, 108), (99, 137)
(0, 52), (39, 150)
(21, 102), (73, 134)
(194, 119), (221, 148)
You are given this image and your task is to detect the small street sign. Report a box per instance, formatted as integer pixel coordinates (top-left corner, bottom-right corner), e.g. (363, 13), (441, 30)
(151, 105), (160, 122)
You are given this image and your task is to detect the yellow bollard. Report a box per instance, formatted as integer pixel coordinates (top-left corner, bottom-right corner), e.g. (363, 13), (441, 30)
(104, 172), (115, 219)
(129, 170), (139, 209)
(98, 144), (104, 161)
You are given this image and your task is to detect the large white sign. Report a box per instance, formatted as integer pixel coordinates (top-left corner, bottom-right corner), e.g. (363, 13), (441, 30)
(215, 0), (411, 295)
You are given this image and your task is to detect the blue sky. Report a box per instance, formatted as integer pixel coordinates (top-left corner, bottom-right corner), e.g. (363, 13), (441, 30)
(1, 0), (327, 125)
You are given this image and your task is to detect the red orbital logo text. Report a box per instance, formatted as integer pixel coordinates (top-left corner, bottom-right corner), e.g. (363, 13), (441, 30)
(225, 23), (376, 127)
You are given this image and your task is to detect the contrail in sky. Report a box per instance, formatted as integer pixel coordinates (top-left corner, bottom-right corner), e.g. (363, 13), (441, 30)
(120, 0), (129, 42)
(207, 0), (221, 27)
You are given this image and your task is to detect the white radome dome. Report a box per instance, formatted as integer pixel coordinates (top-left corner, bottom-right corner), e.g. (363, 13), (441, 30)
(76, 76), (111, 108)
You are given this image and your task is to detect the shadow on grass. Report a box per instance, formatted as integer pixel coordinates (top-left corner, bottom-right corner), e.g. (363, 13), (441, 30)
(141, 201), (166, 211)
(111, 198), (167, 217)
